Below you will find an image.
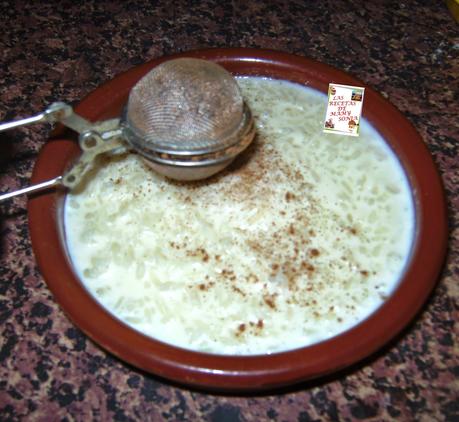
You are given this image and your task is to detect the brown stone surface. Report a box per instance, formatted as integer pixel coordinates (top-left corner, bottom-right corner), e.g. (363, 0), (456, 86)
(0, 1), (457, 420)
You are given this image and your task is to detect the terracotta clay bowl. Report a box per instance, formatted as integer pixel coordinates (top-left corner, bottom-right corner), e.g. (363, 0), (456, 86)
(28, 48), (447, 392)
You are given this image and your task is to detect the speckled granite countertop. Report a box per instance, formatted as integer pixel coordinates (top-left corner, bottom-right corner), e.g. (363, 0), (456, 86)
(0, 1), (457, 421)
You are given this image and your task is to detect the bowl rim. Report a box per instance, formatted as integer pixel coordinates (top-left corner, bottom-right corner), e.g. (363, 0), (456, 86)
(28, 48), (448, 392)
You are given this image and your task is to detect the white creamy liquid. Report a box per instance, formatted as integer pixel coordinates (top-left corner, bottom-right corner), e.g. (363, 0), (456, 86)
(64, 77), (414, 355)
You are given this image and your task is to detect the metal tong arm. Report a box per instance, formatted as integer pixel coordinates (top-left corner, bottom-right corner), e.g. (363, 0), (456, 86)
(0, 177), (63, 202)
(0, 102), (93, 134)
(62, 126), (124, 189)
(0, 102), (125, 202)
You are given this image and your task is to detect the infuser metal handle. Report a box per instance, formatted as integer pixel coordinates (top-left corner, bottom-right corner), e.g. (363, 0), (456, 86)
(0, 102), (93, 134)
(0, 102), (68, 132)
(0, 103), (126, 202)
(62, 126), (125, 189)
(0, 126), (125, 203)
(0, 177), (64, 203)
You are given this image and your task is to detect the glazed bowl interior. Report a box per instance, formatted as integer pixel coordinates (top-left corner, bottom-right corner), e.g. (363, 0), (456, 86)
(28, 48), (447, 392)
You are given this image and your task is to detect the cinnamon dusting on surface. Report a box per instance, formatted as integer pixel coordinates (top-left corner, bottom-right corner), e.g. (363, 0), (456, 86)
(309, 248), (320, 258)
(186, 247), (210, 262)
(232, 285), (245, 296)
(235, 319), (265, 337)
(263, 293), (277, 309)
(285, 191), (296, 202)
(348, 226), (358, 235)
(198, 281), (215, 291)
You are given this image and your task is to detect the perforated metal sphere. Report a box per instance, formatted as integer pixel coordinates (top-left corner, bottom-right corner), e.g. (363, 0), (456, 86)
(125, 58), (247, 153)
(121, 58), (255, 180)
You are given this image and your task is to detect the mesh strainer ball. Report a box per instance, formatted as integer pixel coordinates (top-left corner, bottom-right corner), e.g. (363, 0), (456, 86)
(122, 58), (255, 180)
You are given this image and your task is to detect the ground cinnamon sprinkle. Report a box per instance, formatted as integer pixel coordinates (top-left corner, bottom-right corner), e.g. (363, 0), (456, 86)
(263, 293), (277, 309)
(232, 285), (246, 296)
(285, 191), (295, 202)
(198, 281), (215, 291)
(309, 248), (320, 257)
(348, 226), (358, 235)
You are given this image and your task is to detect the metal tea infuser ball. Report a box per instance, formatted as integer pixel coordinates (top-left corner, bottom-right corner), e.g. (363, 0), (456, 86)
(0, 58), (255, 202)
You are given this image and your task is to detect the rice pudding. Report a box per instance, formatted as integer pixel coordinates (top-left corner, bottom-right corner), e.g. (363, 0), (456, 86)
(64, 77), (414, 355)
